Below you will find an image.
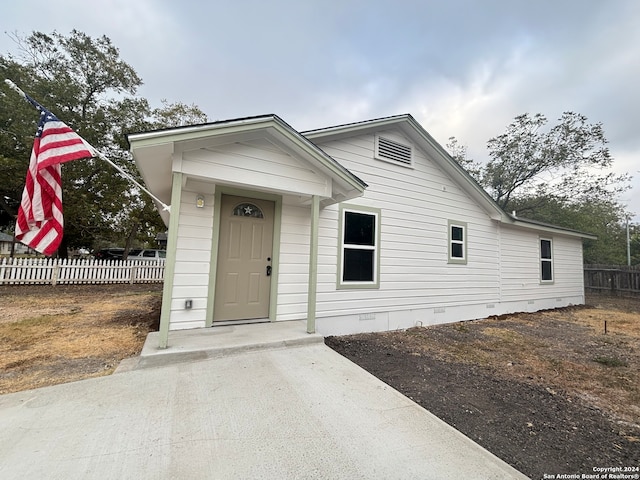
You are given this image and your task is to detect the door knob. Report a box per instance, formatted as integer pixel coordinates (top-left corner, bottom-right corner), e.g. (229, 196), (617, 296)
(266, 265), (272, 276)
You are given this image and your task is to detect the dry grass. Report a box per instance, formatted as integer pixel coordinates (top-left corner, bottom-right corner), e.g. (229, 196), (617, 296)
(0, 284), (161, 394)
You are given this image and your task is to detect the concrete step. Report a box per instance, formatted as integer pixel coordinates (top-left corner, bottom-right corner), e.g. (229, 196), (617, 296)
(116, 320), (323, 372)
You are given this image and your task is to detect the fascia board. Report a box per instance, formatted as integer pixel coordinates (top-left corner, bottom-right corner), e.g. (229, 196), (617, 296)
(306, 114), (505, 220)
(505, 216), (597, 240)
(128, 116), (280, 150)
(398, 118), (596, 239)
(129, 115), (366, 203)
(303, 114), (411, 140)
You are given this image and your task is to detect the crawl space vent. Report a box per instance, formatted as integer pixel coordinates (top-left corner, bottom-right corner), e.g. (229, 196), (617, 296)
(376, 136), (412, 166)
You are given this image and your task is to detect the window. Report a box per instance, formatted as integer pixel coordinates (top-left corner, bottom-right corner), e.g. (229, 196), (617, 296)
(375, 135), (413, 167)
(233, 203), (264, 218)
(540, 238), (553, 282)
(338, 205), (380, 288)
(448, 221), (467, 264)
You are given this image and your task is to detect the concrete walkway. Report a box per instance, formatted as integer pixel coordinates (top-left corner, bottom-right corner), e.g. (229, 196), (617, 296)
(0, 321), (529, 479)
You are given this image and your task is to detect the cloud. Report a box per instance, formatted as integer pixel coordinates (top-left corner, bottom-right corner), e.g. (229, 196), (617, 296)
(2, 0), (639, 219)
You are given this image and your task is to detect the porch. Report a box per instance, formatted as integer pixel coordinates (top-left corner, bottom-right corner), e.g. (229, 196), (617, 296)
(117, 319), (322, 371)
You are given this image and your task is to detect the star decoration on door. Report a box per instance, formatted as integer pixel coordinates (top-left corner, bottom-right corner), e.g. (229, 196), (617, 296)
(233, 203), (264, 218)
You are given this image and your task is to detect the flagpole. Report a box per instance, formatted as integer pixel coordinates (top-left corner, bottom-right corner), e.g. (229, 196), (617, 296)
(4, 79), (171, 212)
(93, 150), (171, 212)
(4, 79), (27, 99)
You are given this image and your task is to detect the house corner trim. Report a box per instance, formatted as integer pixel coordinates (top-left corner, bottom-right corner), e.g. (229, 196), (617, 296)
(158, 172), (183, 348)
(307, 195), (320, 333)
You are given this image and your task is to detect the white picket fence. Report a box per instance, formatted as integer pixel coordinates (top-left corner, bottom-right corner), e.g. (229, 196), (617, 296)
(0, 257), (165, 285)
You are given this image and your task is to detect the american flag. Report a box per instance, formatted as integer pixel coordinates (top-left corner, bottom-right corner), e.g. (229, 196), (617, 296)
(15, 96), (95, 256)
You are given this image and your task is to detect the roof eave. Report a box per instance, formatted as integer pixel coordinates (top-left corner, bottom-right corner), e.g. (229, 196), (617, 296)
(306, 114), (505, 220)
(128, 115), (367, 210)
(307, 114), (600, 236)
(303, 114), (412, 139)
(127, 115), (284, 149)
(504, 214), (597, 239)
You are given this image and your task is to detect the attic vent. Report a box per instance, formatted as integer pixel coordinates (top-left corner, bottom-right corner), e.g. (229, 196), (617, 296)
(376, 136), (413, 166)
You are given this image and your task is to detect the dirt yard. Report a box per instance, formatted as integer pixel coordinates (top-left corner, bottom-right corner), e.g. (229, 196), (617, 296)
(327, 295), (640, 480)
(1, 284), (638, 479)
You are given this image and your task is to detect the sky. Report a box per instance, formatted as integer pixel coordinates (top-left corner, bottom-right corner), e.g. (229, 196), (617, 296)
(2, 0), (640, 220)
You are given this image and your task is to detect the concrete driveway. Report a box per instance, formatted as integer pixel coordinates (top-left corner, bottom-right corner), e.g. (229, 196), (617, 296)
(0, 322), (528, 479)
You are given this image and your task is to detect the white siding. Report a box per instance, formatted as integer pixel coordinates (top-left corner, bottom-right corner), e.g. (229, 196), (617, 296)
(499, 226), (543, 302)
(165, 125), (587, 335)
(181, 139), (331, 197)
(167, 137), (337, 330)
(313, 130), (501, 320)
(276, 201), (311, 320)
(500, 226), (585, 304)
(169, 187), (214, 330)
(554, 235), (586, 298)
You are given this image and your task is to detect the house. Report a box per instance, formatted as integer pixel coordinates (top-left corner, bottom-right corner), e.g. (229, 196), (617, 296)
(0, 232), (35, 256)
(127, 114), (594, 348)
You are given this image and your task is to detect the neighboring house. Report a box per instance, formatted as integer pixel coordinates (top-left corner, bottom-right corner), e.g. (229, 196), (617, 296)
(128, 114), (594, 347)
(0, 232), (35, 256)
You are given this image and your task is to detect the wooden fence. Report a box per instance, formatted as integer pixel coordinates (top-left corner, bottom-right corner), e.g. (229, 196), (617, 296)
(584, 264), (640, 296)
(0, 257), (164, 286)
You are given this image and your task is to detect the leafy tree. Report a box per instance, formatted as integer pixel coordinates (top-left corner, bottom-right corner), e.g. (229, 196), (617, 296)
(483, 112), (629, 214)
(446, 136), (482, 180)
(111, 98), (207, 256)
(0, 30), (208, 257)
(508, 195), (628, 264)
(152, 99), (208, 128)
(447, 112), (633, 264)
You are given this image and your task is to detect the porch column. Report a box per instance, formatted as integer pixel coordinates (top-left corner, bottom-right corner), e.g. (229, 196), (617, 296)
(158, 171), (183, 349)
(307, 195), (320, 334)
